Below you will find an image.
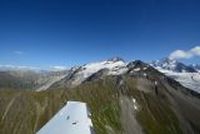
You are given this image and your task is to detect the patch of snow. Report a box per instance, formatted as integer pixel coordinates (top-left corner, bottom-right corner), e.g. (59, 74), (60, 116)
(133, 68), (141, 72)
(132, 98), (138, 111)
(108, 67), (128, 75)
(143, 73), (147, 77)
(143, 67), (148, 70)
(132, 98), (136, 103)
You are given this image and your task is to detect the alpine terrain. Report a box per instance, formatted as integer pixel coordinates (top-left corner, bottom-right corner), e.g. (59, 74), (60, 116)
(0, 57), (200, 134)
(151, 57), (200, 93)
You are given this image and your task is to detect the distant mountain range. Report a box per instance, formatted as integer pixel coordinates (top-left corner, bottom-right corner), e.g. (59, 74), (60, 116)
(150, 57), (200, 93)
(190, 64), (200, 71)
(151, 57), (199, 73)
(0, 69), (68, 91)
(0, 57), (199, 93)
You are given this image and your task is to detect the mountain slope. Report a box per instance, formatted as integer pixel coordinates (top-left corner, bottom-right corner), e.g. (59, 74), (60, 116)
(48, 57), (127, 89)
(0, 70), (68, 91)
(1, 60), (200, 134)
(1, 57), (199, 94)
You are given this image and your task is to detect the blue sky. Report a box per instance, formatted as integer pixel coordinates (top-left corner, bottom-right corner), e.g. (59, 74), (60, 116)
(0, 0), (200, 68)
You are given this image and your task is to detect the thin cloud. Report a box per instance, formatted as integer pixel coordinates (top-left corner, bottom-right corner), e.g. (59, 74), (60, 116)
(169, 46), (200, 60)
(13, 50), (24, 55)
(49, 66), (67, 71)
(0, 64), (40, 71)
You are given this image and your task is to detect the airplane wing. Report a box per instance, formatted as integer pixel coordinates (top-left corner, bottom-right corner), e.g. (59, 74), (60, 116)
(37, 101), (94, 134)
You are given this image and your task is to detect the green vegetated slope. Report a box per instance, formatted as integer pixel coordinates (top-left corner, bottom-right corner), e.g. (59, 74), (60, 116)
(0, 75), (200, 134)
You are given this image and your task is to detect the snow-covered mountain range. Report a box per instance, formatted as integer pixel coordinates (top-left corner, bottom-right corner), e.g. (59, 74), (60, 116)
(48, 57), (200, 93)
(151, 58), (198, 73)
(0, 57), (200, 93)
(151, 57), (200, 93)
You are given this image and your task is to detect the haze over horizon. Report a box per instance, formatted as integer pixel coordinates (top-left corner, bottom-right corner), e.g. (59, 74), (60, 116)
(1, 0), (200, 68)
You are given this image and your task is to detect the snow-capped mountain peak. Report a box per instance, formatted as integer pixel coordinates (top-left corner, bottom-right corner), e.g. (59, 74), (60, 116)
(67, 58), (127, 86)
(151, 57), (200, 93)
(46, 57), (131, 89)
(107, 57), (125, 62)
(151, 57), (197, 73)
(152, 57), (177, 70)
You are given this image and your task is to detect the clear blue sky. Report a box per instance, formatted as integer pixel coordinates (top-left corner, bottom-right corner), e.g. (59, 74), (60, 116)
(0, 0), (200, 68)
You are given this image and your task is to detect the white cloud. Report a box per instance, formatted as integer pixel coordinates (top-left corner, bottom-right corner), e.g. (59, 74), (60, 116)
(14, 50), (24, 55)
(190, 46), (200, 56)
(169, 50), (192, 59)
(0, 64), (40, 71)
(49, 66), (67, 71)
(169, 46), (200, 60)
